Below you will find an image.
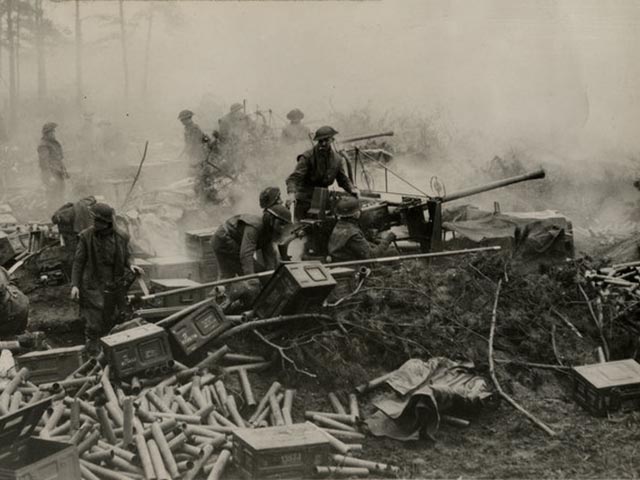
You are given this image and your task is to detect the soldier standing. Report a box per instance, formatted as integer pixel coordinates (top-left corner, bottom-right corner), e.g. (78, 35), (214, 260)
(285, 125), (359, 220)
(51, 196), (97, 280)
(0, 266), (29, 336)
(70, 203), (142, 356)
(327, 197), (396, 262)
(281, 109), (310, 145)
(218, 103), (254, 146)
(38, 122), (69, 207)
(178, 109), (208, 168)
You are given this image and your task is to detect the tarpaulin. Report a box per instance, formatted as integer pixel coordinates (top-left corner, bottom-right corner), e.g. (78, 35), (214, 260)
(365, 357), (493, 441)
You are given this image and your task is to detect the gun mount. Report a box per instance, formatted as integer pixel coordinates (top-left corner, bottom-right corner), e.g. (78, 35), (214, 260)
(284, 168), (546, 260)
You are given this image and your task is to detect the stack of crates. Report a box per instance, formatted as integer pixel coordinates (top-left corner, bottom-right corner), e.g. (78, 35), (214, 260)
(184, 227), (219, 282)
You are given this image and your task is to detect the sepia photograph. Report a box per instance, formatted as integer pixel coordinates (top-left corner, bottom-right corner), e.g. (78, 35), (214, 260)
(0, 0), (639, 478)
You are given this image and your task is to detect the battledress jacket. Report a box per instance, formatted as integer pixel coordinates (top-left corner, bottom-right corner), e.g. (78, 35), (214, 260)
(71, 227), (131, 310)
(37, 137), (66, 178)
(184, 122), (207, 165)
(328, 219), (393, 262)
(213, 214), (278, 275)
(286, 146), (355, 202)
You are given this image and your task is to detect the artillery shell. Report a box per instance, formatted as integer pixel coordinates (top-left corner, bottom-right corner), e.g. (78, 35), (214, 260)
(98, 440), (138, 463)
(175, 394), (197, 415)
(206, 449), (232, 480)
(177, 460), (195, 472)
(348, 393), (360, 419)
(49, 420), (71, 437)
(194, 345), (230, 371)
(41, 403), (65, 437)
(226, 395), (246, 428)
(311, 414), (357, 432)
(316, 466), (369, 477)
(332, 454), (400, 474)
(96, 405), (118, 444)
(355, 371), (394, 394)
(82, 447), (115, 463)
(77, 429), (101, 455)
(80, 459), (133, 480)
(123, 397), (135, 446)
(70, 398), (81, 431)
(318, 429), (351, 455)
(238, 368), (256, 408)
(9, 391), (23, 413)
(269, 394), (285, 426)
(183, 444), (215, 480)
(328, 392), (347, 415)
(147, 439), (170, 480)
(151, 422), (180, 478)
(320, 428), (365, 440)
(249, 381), (281, 424)
(305, 411), (357, 425)
(131, 376), (142, 395)
(223, 361), (271, 373)
(79, 463), (102, 480)
(134, 433), (156, 480)
(146, 391), (173, 414)
(167, 432), (188, 452)
(180, 442), (202, 458)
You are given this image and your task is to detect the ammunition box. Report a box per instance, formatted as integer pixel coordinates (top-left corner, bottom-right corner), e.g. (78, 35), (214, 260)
(0, 398), (81, 480)
(0, 231), (28, 265)
(15, 346), (85, 385)
(101, 324), (173, 379)
(232, 422), (330, 479)
(169, 301), (226, 357)
(146, 256), (201, 282)
(326, 267), (357, 303)
(149, 278), (206, 307)
(572, 359), (640, 416)
(184, 228), (219, 282)
(252, 262), (337, 319)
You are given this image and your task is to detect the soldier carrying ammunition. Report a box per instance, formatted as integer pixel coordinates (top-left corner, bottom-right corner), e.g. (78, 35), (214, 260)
(70, 203), (143, 356)
(286, 125), (359, 220)
(327, 196), (396, 262)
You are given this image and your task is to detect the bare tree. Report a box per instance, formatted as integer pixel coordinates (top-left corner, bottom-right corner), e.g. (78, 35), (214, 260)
(118, 0), (128, 106)
(75, 0), (82, 109)
(34, 0), (46, 101)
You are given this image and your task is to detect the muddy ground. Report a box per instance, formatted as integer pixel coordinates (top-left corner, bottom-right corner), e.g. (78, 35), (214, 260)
(22, 256), (640, 480)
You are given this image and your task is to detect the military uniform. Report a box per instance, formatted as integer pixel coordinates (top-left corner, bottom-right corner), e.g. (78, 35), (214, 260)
(286, 146), (356, 219)
(71, 226), (131, 354)
(38, 133), (67, 206)
(281, 122), (310, 145)
(51, 196), (96, 279)
(212, 214), (278, 279)
(218, 110), (253, 145)
(328, 218), (394, 262)
(184, 122), (208, 168)
(0, 267), (28, 336)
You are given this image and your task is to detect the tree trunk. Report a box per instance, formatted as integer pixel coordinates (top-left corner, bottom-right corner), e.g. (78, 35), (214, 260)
(118, 0), (129, 107)
(7, 0), (17, 130)
(142, 10), (153, 103)
(35, 0), (46, 101)
(75, 0), (82, 110)
(15, 4), (20, 101)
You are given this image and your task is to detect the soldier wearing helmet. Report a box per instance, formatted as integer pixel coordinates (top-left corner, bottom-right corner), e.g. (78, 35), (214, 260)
(327, 196), (396, 262)
(281, 108), (310, 145)
(178, 109), (208, 169)
(259, 186), (283, 210)
(212, 203), (291, 280)
(217, 102), (254, 146)
(286, 125), (359, 220)
(38, 122), (69, 208)
(70, 202), (143, 356)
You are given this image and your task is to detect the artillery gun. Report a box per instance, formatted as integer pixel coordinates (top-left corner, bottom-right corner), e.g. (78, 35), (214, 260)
(284, 167), (546, 260)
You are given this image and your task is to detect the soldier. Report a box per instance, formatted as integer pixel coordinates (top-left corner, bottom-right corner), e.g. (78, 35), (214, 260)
(70, 203), (143, 356)
(218, 102), (254, 146)
(286, 125), (359, 220)
(51, 196), (97, 279)
(281, 109), (310, 145)
(178, 109), (208, 168)
(0, 266), (29, 336)
(327, 196), (396, 262)
(259, 186), (283, 210)
(38, 122), (69, 207)
(212, 203), (291, 281)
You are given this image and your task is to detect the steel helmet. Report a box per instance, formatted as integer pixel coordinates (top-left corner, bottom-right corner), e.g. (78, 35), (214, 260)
(335, 196), (360, 217)
(178, 109), (194, 121)
(313, 126), (338, 141)
(259, 187), (282, 209)
(266, 204), (291, 224)
(91, 203), (114, 224)
(286, 109), (304, 121)
(42, 122), (58, 134)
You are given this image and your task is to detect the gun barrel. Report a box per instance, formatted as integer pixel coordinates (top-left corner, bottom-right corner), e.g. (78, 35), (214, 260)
(442, 168), (545, 203)
(341, 131), (394, 143)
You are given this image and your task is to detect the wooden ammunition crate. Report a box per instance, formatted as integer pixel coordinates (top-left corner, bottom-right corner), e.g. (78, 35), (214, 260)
(101, 324), (173, 379)
(572, 359), (640, 416)
(0, 398), (81, 480)
(146, 256), (201, 281)
(252, 262), (336, 319)
(149, 278), (206, 307)
(169, 300), (227, 357)
(232, 422), (330, 479)
(15, 346), (85, 385)
(184, 227), (218, 259)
